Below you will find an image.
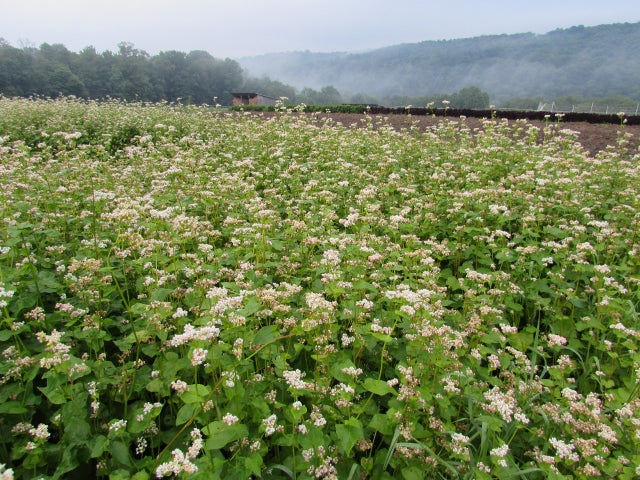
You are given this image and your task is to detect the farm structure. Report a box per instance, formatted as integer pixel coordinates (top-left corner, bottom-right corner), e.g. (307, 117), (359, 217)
(231, 92), (279, 107)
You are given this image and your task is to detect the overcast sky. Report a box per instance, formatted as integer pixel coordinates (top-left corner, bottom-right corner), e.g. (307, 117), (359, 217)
(2, 0), (639, 58)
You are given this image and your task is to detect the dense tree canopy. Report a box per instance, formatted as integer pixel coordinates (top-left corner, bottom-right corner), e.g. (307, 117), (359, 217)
(0, 41), (243, 105)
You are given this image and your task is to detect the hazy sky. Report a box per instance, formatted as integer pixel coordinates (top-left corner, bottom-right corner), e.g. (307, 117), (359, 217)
(2, 0), (639, 58)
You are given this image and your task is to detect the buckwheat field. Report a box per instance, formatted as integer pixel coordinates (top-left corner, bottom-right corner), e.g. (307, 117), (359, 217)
(1, 97), (639, 479)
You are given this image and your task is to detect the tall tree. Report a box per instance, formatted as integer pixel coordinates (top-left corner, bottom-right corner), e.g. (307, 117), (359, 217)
(152, 50), (190, 102)
(109, 42), (156, 101)
(0, 43), (34, 96)
(31, 43), (86, 97)
(74, 46), (113, 99)
(450, 86), (490, 109)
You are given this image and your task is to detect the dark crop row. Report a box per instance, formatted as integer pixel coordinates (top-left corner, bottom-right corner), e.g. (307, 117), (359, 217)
(368, 106), (640, 125)
(230, 104), (639, 125)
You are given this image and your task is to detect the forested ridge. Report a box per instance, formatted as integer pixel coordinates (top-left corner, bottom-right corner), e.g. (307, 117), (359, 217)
(240, 22), (640, 103)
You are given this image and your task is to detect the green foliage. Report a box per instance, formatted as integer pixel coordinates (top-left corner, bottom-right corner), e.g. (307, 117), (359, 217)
(241, 76), (297, 103)
(1, 97), (639, 479)
(297, 86), (343, 105)
(0, 41), (243, 105)
(450, 86), (491, 109)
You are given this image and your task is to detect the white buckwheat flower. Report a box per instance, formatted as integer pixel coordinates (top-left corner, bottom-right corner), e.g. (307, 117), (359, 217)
(222, 413), (239, 425)
(190, 348), (208, 366)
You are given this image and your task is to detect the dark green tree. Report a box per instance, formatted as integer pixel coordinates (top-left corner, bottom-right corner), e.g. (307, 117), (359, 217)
(109, 42), (156, 101)
(450, 86), (490, 109)
(152, 50), (191, 102)
(75, 46), (116, 99)
(0, 43), (34, 96)
(31, 44), (86, 97)
(297, 85), (343, 105)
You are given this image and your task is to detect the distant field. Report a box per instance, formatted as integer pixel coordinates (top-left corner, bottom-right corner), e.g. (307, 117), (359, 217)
(254, 109), (640, 156)
(1, 98), (639, 479)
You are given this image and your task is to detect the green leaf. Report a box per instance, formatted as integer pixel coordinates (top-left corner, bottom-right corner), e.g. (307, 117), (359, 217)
(180, 384), (210, 404)
(265, 463), (294, 479)
(131, 471), (151, 480)
(145, 378), (164, 393)
(0, 401), (28, 414)
(204, 421), (248, 449)
(244, 453), (264, 477)
(240, 296), (261, 317)
(354, 280), (378, 293)
(110, 440), (132, 467)
(90, 435), (108, 458)
(36, 270), (64, 293)
(39, 378), (67, 405)
(335, 417), (363, 455)
(363, 378), (397, 396)
(150, 287), (174, 301)
(402, 466), (425, 480)
(63, 416), (91, 443)
(109, 469), (132, 480)
(176, 403), (198, 425)
(511, 330), (534, 351)
(329, 355), (358, 383)
(368, 413), (394, 435)
(254, 324), (280, 345)
(371, 332), (393, 343)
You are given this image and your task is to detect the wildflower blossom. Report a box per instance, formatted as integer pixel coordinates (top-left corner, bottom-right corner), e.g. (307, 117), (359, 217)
(341, 366), (363, 377)
(549, 437), (579, 461)
(283, 369), (310, 390)
(166, 323), (220, 347)
(109, 419), (127, 433)
(36, 329), (71, 368)
(261, 414), (281, 436)
(190, 348), (208, 366)
(0, 286), (14, 309)
(450, 433), (470, 456)
(155, 428), (202, 477)
(222, 413), (239, 425)
(490, 444), (509, 457)
(29, 423), (50, 440)
(547, 334), (568, 347)
(171, 380), (189, 393)
(0, 463), (13, 480)
(136, 437), (148, 456)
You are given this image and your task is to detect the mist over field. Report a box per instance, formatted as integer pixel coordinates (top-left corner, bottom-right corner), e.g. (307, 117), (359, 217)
(239, 23), (640, 103)
(1, 21), (639, 109)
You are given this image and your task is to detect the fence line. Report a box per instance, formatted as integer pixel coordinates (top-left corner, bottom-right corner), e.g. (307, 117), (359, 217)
(537, 102), (640, 115)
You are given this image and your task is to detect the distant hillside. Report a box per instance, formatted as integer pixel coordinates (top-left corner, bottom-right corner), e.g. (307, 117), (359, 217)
(239, 22), (640, 102)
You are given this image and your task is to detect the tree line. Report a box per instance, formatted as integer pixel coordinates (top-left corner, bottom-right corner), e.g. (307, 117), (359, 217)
(0, 41), (244, 105)
(0, 40), (493, 108)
